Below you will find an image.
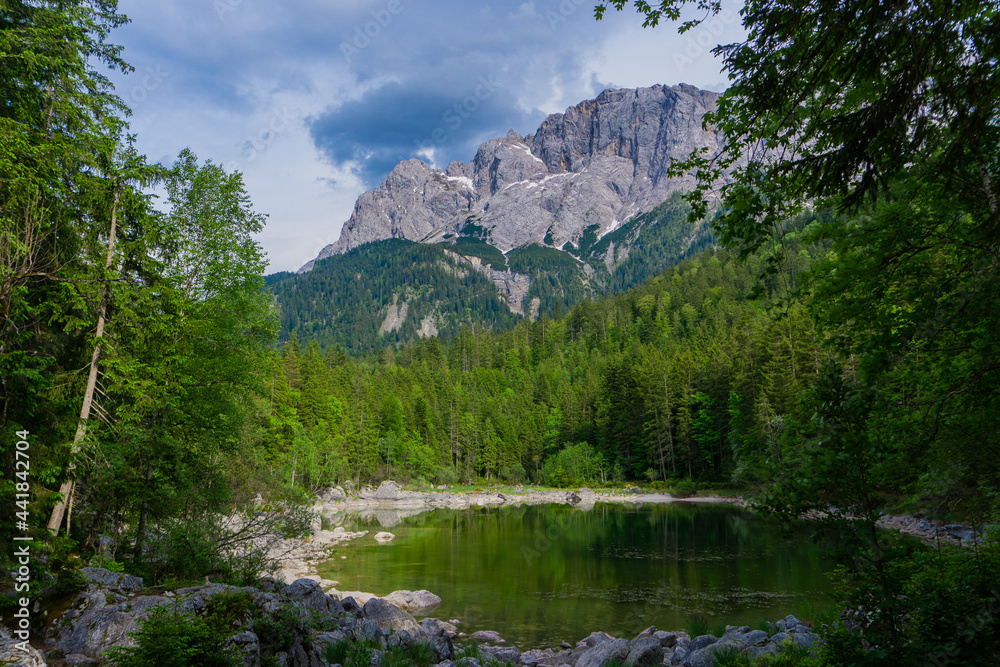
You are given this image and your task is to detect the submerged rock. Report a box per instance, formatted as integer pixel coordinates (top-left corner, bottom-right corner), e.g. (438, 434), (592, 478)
(384, 590), (442, 615)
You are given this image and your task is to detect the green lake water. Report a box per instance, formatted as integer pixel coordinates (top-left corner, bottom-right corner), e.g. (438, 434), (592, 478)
(317, 502), (833, 649)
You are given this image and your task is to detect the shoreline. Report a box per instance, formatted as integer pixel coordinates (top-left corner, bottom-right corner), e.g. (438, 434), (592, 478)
(275, 484), (747, 590)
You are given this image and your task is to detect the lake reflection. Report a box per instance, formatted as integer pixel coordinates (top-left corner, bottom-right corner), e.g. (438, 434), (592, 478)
(317, 502), (832, 649)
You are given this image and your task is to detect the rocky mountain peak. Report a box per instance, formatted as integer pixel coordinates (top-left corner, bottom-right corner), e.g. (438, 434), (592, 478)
(300, 83), (722, 272)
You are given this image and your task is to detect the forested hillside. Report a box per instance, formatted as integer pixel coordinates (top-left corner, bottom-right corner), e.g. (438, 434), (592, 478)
(266, 192), (713, 350)
(253, 215), (825, 490)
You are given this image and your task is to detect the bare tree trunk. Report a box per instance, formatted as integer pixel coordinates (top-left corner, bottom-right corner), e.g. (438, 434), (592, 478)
(48, 190), (119, 535)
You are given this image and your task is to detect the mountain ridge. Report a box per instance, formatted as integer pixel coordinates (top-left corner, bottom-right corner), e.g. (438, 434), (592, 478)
(298, 83), (722, 272)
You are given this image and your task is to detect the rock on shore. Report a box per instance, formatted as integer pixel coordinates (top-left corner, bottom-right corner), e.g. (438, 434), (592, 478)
(35, 567), (821, 667)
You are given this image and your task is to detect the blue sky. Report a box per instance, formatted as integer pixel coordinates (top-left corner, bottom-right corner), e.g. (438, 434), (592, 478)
(109, 0), (744, 272)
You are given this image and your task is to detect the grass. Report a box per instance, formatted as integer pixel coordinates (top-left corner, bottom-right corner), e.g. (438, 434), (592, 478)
(689, 616), (710, 637)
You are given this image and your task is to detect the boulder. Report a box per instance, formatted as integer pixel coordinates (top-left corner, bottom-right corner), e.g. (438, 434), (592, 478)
(685, 635), (718, 653)
(388, 630), (417, 650)
(626, 637), (663, 666)
(575, 638), (631, 667)
(578, 631), (614, 648)
(321, 486), (348, 502)
(363, 597), (421, 634)
(385, 590), (441, 616)
(470, 630), (505, 644)
(652, 631), (680, 648)
(224, 631), (261, 667)
(944, 524), (976, 541)
(375, 532), (396, 542)
(48, 591), (169, 658)
(64, 655), (99, 667)
(354, 618), (387, 648)
(79, 567), (143, 593)
(284, 578), (344, 616)
(340, 595), (364, 616)
(419, 618), (455, 661)
(374, 481), (404, 500)
(0, 627), (47, 667)
(481, 645), (521, 663)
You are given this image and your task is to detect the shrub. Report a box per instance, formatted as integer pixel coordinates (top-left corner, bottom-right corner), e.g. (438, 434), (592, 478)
(49, 568), (87, 597)
(105, 604), (239, 667)
(322, 639), (351, 665)
(406, 640), (436, 667)
(688, 616), (709, 637)
(671, 479), (697, 498)
(203, 590), (257, 636)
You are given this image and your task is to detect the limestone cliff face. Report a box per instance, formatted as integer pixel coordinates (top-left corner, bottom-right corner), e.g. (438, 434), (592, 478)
(300, 83), (722, 272)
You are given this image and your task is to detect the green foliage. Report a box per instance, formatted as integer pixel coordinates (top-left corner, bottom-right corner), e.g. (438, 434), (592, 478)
(49, 568), (87, 598)
(452, 237), (508, 271)
(268, 239), (520, 352)
(203, 590), (257, 637)
(251, 602), (310, 652)
(714, 641), (820, 667)
(105, 604), (239, 667)
(89, 556), (126, 573)
(406, 640), (437, 667)
(322, 639), (352, 665)
(688, 616), (709, 637)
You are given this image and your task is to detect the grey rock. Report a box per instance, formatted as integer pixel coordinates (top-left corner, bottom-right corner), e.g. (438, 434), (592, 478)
(782, 615), (804, 629)
(64, 654), (99, 666)
(79, 567), (144, 593)
(719, 627), (769, 649)
(680, 643), (736, 667)
(626, 637), (663, 666)
(388, 629), (418, 650)
(578, 632), (613, 648)
(285, 578), (344, 616)
(355, 618), (388, 648)
(225, 631), (261, 667)
(685, 635), (718, 653)
(652, 631), (679, 648)
(374, 481), (404, 500)
(575, 638), (631, 667)
(364, 597), (421, 634)
(48, 591), (170, 658)
(302, 84), (724, 273)
(944, 524), (975, 541)
(341, 596), (364, 616)
(0, 627), (48, 667)
(769, 632), (791, 646)
(456, 658), (482, 667)
(419, 618), (455, 661)
(470, 630), (506, 644)
(434, 662), (456, 667)
(791, 633), (816, 650)
(322, 486), (348, 502)
(481, 645), (522, 663)
(384, 590), (443, 615)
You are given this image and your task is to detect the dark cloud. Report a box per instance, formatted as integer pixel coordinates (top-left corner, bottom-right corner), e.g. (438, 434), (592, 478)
(309, 79), (544, 185)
